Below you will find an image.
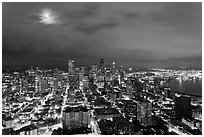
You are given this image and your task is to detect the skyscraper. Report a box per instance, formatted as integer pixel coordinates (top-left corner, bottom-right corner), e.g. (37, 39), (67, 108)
(111, 61), (116, 76)
(91, 62), (97, 73)
(68, 60), (75, 75)
(27, 69), (35, 92)
(68, 60), (76, 89)
(99, 58), (104, 72)
(136, 100), (152, 126)
(67, 87), (75, 103)
(62, 104), (90, 130)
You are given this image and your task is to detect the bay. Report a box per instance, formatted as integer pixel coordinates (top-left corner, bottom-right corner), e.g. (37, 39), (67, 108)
(166, 78), (202, 96)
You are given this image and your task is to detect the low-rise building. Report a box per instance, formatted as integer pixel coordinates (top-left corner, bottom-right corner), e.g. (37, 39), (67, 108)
(3, 116), (14, 129)
(16, 124), (38, 135)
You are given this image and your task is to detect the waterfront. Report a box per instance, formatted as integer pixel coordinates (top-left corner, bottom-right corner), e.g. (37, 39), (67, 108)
(166, 78), (202, 96)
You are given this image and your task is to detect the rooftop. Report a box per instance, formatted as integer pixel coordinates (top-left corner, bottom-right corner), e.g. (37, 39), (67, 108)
(4, 116), (14, 121)
(94, 108), (120, 116)
(63, 105), (88, 113)
(16, 124), (37, 132)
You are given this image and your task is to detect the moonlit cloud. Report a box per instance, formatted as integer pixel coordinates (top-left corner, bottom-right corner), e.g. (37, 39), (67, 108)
(38, 8), (60, 25)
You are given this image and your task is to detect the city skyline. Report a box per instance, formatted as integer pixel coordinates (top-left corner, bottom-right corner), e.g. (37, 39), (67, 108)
(2, 59), (202, 135)
(2, 2), (202, 69)
(2, 3), (202, 135)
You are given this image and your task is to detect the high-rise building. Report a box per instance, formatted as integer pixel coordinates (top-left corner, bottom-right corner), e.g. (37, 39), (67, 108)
(136, 100), (152, 126)
(126, 77), (133, 95)
(67, 86), (75, 103)
(75, 67), (80, 88)
(62, 104), (90, 130)
(119, 66), (125, 82)
(120, 99), (137, 118)
(91, 62), (98, 73)
(82, 75), (89, 88)
(112, 61), (116, 75)
(81, 66), (86, 75)
(68, 60), (75, 75)
(68, 60), (77, 89)
(78, 67), (86, 88)
(41, 77), (48, 93)
(175, 95), (192, 121)
(88, 63), (97, 84)
(126, 84), (132, 95)
(163, 88), (174, 99)
(68, 74), (75, 88)
(99, 58), (104, 72)
(27, 69), (35, 92)
(35, 76), (41, 93)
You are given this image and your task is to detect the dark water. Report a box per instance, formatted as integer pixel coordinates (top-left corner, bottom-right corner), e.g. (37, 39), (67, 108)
(166, 78), (202, 96)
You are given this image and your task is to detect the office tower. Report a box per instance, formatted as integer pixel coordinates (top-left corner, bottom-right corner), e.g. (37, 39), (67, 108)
(112, 61), (116, 75)
(175, 96), (192, 121)
(82, 75), (89, 88)
(68, 74), (76, 88)
(67, 87), (75, 103)
(80, 67), (86, 75)
(112, 61), (116, 69)
(89, 63), (97, 83)
(91, 62), (98, 73)
(41, 77), (48, 93)
(137, 100), (152, 126)
(121, 100), (137, 118)
(68, 60), (76, 89)
(68, 60), (75, 75)
(126, 77), (133, 95)
(62, 104), (90, 130)
(119, 66), (125, 83)
(27, 69), (35, 92)
(53, 68), (62, 81)
(75, 67), (80, 88)
(97, 75), (105, 89)
(99, 58), (104, 72)
(78, 67), (85, 87)
(54, 78), (59, 89)
(35, 76), (41, 93)
(75, 68), (80, 77)
(126, 83), (133, 95)
(163, 88), (174, 99)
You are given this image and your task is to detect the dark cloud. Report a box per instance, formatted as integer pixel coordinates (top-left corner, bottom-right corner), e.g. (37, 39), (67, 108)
(2, 2), (202, 69)
(63, 4), (99, 19)
(120, 12), (139, 19)
(75, 21), (119, 33)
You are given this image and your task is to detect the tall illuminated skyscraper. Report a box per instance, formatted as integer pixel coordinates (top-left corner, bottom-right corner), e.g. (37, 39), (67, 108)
(27, 69), (35, 92)
(112, 61), (115, 69)
(112, 61), (116, 75)
(68, 60), (75, 75)
(99, 58), (104, 72)
(91, 62), (97, 73)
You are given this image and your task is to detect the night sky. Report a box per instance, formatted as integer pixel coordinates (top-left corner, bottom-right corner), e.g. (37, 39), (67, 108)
(2, 2), (202, 69)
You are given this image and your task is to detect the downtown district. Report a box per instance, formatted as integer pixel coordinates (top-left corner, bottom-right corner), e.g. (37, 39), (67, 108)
(2, 59), (202, 135)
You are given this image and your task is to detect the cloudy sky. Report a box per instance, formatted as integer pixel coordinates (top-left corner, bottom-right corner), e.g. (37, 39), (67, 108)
(2, 2), (202, 69)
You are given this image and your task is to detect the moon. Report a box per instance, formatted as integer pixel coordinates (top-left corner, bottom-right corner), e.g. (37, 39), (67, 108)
(41, 9), (51, 19)
(39, 8), (58, 25)
(44, 13), (49, 18)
